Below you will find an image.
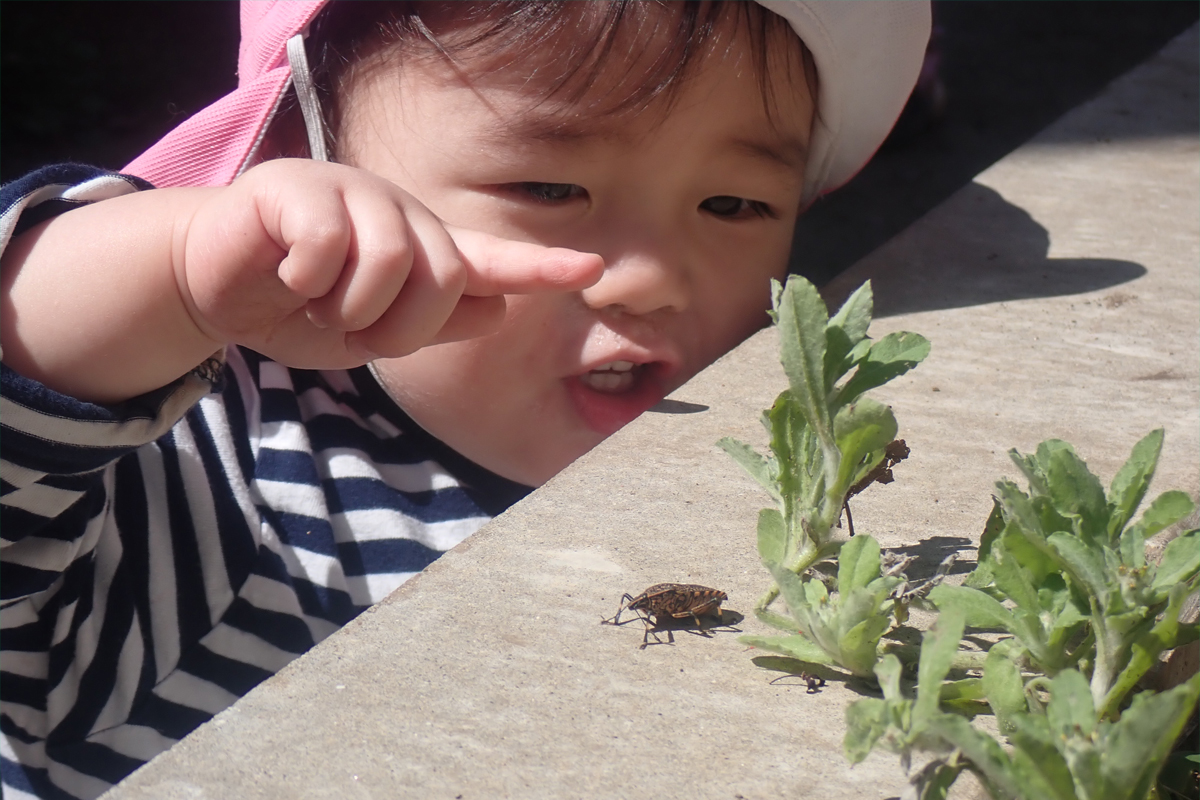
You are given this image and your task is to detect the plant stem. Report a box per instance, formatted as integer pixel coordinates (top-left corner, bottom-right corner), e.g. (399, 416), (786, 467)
(755, 586), (780, 613)
(1089, 613), (1116, 712)
(755, 544), (825, 612)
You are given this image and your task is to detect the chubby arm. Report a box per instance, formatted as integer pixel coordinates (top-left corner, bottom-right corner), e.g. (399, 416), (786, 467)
(2, 185), (223, 403)
(1, 159), (603, 404)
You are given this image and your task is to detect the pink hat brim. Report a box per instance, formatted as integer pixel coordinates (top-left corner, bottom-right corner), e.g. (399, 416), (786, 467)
(123, 0), (328, 188)
(123, 67), (291, 188)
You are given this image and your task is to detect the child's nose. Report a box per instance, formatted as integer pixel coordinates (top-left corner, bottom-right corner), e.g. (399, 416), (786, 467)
(579, 247), (691, 316)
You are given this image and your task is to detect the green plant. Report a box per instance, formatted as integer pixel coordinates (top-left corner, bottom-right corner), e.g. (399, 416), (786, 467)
(741, 536), (906, 677)
(723, 275), (1200, 799)
(931, 430), (1200, 718)
(717, 275), (929, 615)
(845, 612), (1200, 800)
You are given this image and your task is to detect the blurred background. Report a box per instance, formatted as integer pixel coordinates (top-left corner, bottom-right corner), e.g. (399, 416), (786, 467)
(2, 2), (1197, 283)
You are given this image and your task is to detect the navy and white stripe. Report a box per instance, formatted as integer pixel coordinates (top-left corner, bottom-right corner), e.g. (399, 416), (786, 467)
(0, 166), (532, 800)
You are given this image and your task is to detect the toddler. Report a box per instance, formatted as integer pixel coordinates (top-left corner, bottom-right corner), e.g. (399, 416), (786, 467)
(0, 2), (929, 797)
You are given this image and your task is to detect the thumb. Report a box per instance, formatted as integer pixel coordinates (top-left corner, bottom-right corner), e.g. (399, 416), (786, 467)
(445, 225), (605, 297)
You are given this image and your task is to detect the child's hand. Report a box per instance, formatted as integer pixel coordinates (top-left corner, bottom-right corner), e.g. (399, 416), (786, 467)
(0, 159), (603, 404)
(179, 159), (603, 368)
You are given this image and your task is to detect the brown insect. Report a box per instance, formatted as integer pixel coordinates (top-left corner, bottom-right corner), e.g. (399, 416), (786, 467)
(601, 583), (728, 648)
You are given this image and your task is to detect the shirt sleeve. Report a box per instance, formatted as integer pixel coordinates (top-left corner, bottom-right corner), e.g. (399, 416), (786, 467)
(0, 165), (220, 600)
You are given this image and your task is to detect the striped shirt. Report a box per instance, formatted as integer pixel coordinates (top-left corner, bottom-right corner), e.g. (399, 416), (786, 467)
(0, 165), (532, 800)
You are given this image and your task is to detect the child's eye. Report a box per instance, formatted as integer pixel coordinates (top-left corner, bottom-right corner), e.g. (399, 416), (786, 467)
(700, 195), (776, 220)
(511, 182), (587, 203)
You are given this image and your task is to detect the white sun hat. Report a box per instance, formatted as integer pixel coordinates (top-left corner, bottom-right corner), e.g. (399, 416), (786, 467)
(125, 1), (930, 205)
(760, 1), (931, 203)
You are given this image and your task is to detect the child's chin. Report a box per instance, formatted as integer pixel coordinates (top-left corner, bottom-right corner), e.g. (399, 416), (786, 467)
(563, 376), (665, 438)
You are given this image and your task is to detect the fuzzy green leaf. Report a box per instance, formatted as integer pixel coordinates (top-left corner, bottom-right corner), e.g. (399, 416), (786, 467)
(907, 758), (967, 800)
(1046, 669), (1095, 740)
(844, 697), (889, 764)
(1150, 528), (1200, 593)
(775, 275), (832, 440)
(1128, 490), (1196, 543)
(1043, 443), (1108, 542)
(837, 535), (882, 595)
(756, 508), (787, 565)
(965, 501), (1007, 589)
(739, 634), (835, 665)
(754, 608), (799, 632)
(834, 331), (931, 407)
(1002, 525), (1061, 586)
(839, 615), (890, 676)
(717, 437), (781, 503)
(929, 584), (1017, 631)
(826, 281), (873, 344)
(983, 645), (1027, 732)
(925, 715), (1023, 800)
(1119, 524), (1146, 570)
(991, 542), (1041, 615)
(1009, 446), (1050, 497)
(1005, 716), (1078, 800)
(1047, 531), (1111, 605)
(766, 391), (806, 508)
(1101, 674), (1200, 800)
(938, 678), (987, 715)
(915, 609), (965, 723)
(1033, 496), (1076, 540)
(803, 574), (829, 606)
(772, 567), (811, 615)
(824, 282), (874, 390)
(767, 564), (830, 651)
(1008, 609), (1052, 669)
(1100, 581), (1194, 717)
(873, 653), (906, 705)
(833, 398), (898, 494)
(1106, 429), (1164, 540)
(768, 277), (785, 323)
(995, 480), (1050, 548)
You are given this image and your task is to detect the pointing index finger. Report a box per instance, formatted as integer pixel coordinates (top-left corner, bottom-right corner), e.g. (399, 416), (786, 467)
(447, 226), (605, 297)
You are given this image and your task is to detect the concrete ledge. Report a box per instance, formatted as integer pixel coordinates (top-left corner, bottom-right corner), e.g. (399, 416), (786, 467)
(105, 24), (1198, 800)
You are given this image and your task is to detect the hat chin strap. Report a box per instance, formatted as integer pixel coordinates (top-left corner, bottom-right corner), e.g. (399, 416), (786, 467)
(286, 34), (331, 162)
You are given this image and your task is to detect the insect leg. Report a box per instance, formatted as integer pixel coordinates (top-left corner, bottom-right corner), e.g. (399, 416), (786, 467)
(601, 593), (637, 626)
(637, 609), (659, 649)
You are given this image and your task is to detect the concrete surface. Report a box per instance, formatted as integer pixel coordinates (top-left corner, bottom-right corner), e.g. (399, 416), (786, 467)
(102, 24), (1198, 800)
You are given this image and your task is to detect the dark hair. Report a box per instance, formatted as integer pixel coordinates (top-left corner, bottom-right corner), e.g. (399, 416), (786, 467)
(266, 1), (814, 161)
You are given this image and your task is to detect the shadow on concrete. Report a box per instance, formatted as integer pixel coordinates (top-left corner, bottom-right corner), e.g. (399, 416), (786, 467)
(827, 183), (1146, 319)
(602, 608), (744, 649)
(790, 5), (1198, 285)
(648, 399), (710, 415)
(757, 658), (843, 692)
(630, 613), (745, 649)
(885, 536), (977, 579)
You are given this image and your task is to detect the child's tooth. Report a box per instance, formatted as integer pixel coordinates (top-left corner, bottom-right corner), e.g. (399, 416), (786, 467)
(581, 369), (634, 392)
(594, 360), (635, 373)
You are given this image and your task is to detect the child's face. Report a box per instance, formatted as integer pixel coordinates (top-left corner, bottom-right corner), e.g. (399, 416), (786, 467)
(341, 11), (814, 486)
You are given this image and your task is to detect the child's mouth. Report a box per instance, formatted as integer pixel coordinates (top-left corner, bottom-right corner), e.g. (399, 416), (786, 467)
(567, 360), (667, 436)
(578, 360), (637, 392)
